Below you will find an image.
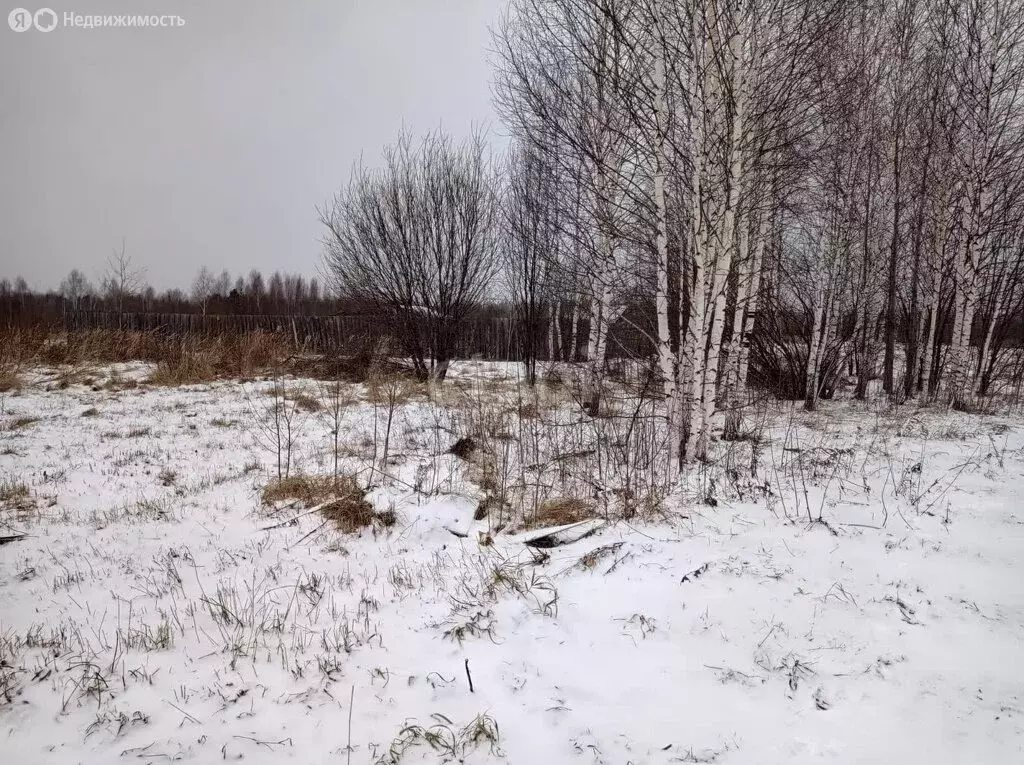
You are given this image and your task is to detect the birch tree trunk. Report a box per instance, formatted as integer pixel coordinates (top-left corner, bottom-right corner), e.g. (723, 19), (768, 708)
(722, 216), (751, 440)
(735, 214), (767, 396)
(652, 42), (682, 468)
(805, 270), (829, 410)
(919, 283), (942, 398)
(919, 198), (950, 398)
(948, 204), (986, 406)
(976, 306), (1001, 396)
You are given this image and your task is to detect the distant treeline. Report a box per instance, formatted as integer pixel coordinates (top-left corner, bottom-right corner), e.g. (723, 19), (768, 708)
(0, 269), (342, 321)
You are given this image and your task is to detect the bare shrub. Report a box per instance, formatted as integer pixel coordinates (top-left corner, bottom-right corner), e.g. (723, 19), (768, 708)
(247, 373), (307, 480)
(317, 378), (357, 479)
(294, 335), (400, 383)
(320, 128), (500, 383)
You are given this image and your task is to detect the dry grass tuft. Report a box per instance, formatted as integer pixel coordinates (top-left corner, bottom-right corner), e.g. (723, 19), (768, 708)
(146, 347), (217, 386)
(321, 493), (376, 533)
(366, 368), (423, 405)
(102, 374), (138, 392)
(525, 497), (596, 530)
(261, 475), (341, 506)
(53, 367), (92, 389)
(8, 417), (39, 431)
(146, 332), (291, 386)
(261, 474), (386, 533)
(282, 390), (321, 412)
(0, 329), (46, 386)
(0, 479), (34, 516)
(0, 369), (21, 393)
(375, 507), (398, 528)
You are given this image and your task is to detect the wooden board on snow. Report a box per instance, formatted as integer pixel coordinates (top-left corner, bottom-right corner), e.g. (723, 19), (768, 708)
(519, 518), (606, 548)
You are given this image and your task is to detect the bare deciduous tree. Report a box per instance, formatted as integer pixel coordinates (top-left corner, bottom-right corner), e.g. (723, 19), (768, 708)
(503, 141), (563, 385)
(102, 238), (145, 314)
(191, 266), (216, 315)
(60, 269), (92, 310)
(320, 128), (500, 382)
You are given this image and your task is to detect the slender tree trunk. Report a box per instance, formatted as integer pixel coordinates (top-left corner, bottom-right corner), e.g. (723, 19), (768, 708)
(805, 276), (829, 410)
(920, 202), (949, 397)
(949, 224), (984, 406)
(976, 307), (1001, 396)
(652, 41), (682, 468)
(553, 300), (563, 363)
(884, 134), (901, 394)
(568, 299), (581, 362)
(736, 226), (765, 391)
(722, 217), (750, 440)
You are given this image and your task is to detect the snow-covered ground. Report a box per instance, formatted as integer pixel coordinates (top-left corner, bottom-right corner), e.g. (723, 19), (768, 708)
(1, 361), (1023, 764)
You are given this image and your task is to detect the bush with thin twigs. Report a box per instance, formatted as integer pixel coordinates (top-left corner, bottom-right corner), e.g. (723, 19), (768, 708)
(246, 373), (307, 480)
(437, 373), (672, 529)
(317, 378), (357, 480)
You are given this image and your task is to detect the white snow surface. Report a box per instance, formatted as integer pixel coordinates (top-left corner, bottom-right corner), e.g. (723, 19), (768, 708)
(1, 361), (1022, 764)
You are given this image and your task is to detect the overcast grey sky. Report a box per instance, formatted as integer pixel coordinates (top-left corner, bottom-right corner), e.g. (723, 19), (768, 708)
(1, 0), (507, 292)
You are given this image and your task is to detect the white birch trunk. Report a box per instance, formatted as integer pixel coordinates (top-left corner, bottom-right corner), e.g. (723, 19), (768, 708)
(722, 220), (750, 439)
(693, 7), (746, 459)
(683, 247), (710, 462)
(949, 223), (985, 405)
(735, 213), (767, 394)
(805, 275), (828, 410)
(976, 306), (1001, 395)
(652, 38), (681, 469)
(919, 278), (942, 398)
